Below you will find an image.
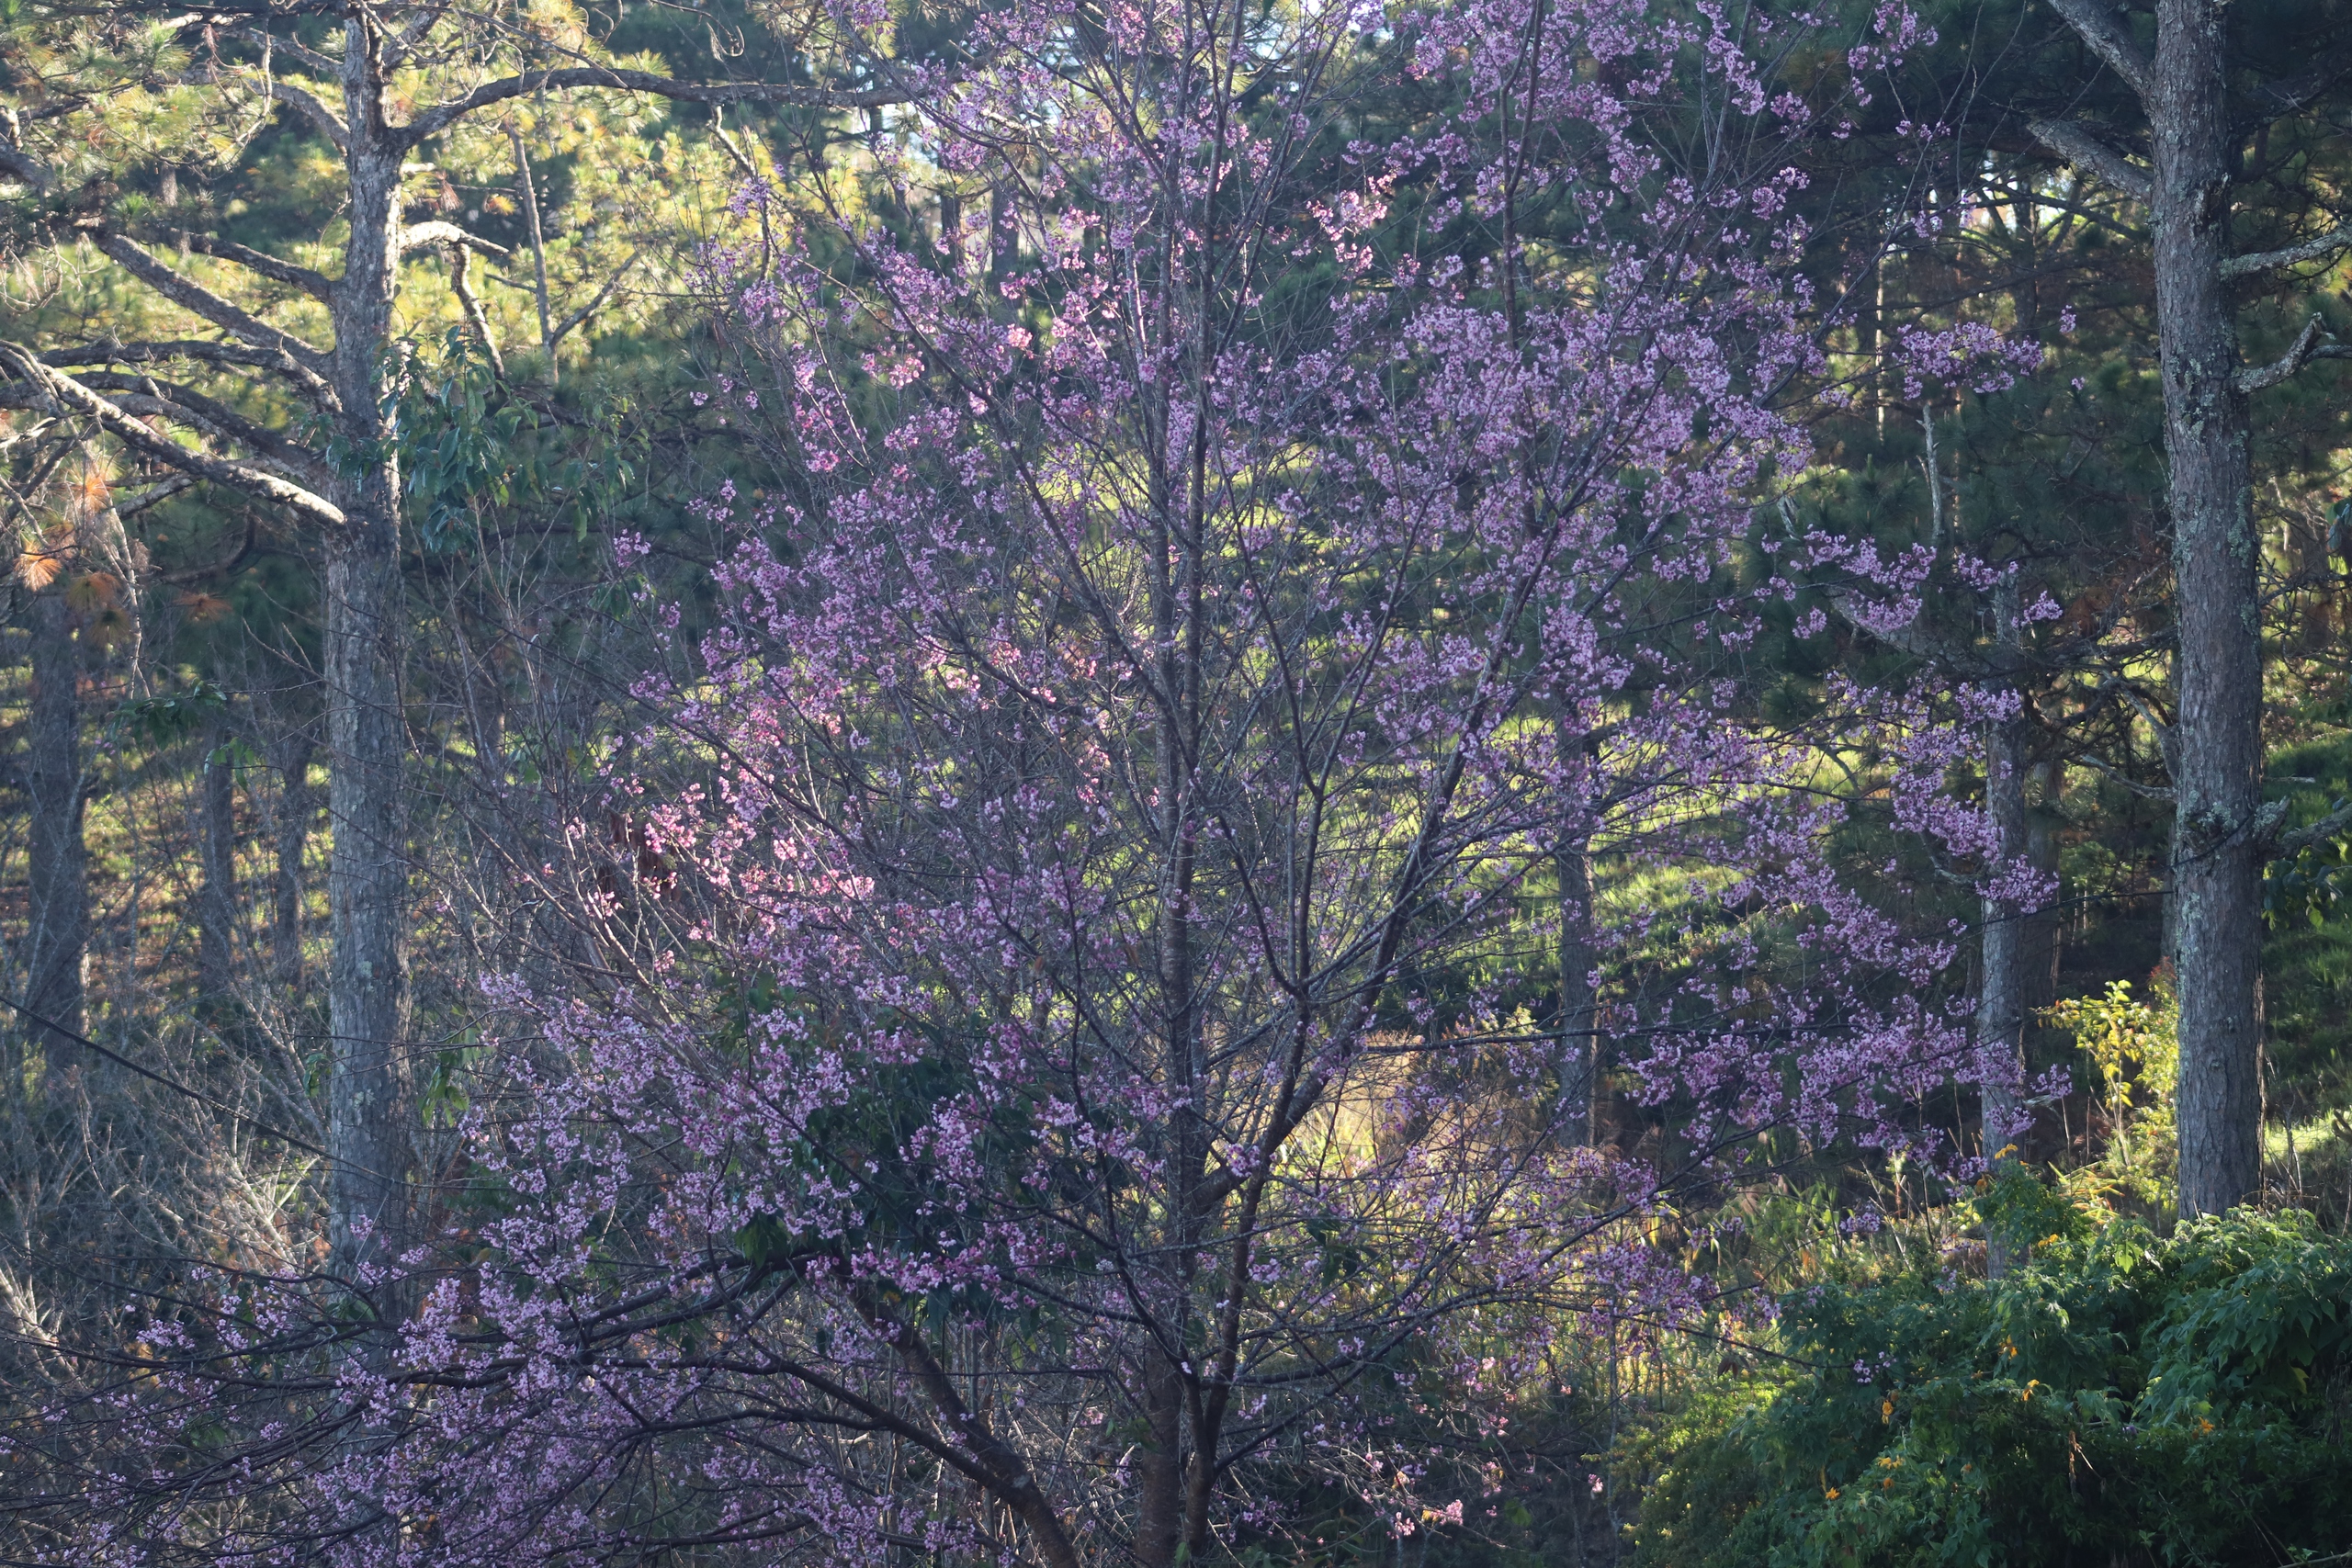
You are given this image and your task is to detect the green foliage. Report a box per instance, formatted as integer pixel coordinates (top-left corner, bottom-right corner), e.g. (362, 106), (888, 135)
(2042, 977), (2178, 1212)
(2267, 821), (2352, 933)
(118, 678), (229, 747)
(1631, 1188), (2352, 1567)
(381, 330), (661, 557)
(2262, 737), (2352, 1113)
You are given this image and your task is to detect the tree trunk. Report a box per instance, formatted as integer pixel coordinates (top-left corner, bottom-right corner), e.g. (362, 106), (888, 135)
(323, 523), (413, 1258)
(2152, 0), (2264, 1217)
(324, 522), (416, 1259)
(1134, 1355), (1185, 1568)
(1557, 834), (1598, 1146)
(2024, 760), (2063, 1015)
(1980, 581), (2030, 1275)
(322, 73), (414, 1260)
(1137, 390), (1204, 1568)
(23, 588), (87, 1053)
(198, 712), (237, 1010)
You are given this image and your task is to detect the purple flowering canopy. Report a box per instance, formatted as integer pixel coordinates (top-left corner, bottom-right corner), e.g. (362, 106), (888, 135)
(23, 0), (2065, 1562)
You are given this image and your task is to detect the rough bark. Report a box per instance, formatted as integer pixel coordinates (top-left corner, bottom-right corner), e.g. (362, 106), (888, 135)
(323, 518), (413, 1258)
(322, 56), (415, 1261)
(2150, 0), (2264, 1217)
(2039, 0), (2274, 1215)
(1134, 1354), (1185, 1568)
(22, 588), (88, 1051)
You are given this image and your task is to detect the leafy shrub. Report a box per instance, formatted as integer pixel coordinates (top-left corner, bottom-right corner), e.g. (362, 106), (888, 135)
(2043, 976), (2178, 1213)
(1631, 1180), (2352, 1567)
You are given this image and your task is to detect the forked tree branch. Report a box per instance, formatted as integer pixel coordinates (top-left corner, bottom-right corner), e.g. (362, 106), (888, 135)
(0, 344), (346, 529)
(2236, 314), (2328, 394)
(400, 220), (511, 259)
(39, 336), (338, 407)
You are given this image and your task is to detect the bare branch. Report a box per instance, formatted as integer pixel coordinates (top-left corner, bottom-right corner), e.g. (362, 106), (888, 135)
(1, 141), (55, 194)
(509, 126), (555, 374)
(2235, 314), (2327, 394)
(552, 246), (644, 347)
(111, 471), (197, 521)
(447, 247), (505, 378)
(2043, 0), (2154, 100)
(400, 220), (511, 260)
(2078, 750), (2176, 802)
(38, 336), (337, 408)
(384, 5), (448, 66)
(401, 69), (908, 147)
(2246, 44), (2352, 124)
(0, 344), (345, 530)
(2277, 796), (2352, 857)
(266, 80), (349, 152)
(2221, 222), (2352, 278)
(2095, 677), (2181, 779)
(171, 230), (336, 299)
(70, 371), (332, 484)
(712, 123), (762, 181)
(156, 508), (259, 583)
(85, 229), (331, 375)
(2029, 118), (2152, 202)
(1821, 581), (1968, 666)
(0, 373), (325, 485)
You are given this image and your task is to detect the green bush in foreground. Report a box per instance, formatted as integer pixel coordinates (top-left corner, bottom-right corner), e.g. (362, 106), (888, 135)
(1633, 1181), (2352, 1567)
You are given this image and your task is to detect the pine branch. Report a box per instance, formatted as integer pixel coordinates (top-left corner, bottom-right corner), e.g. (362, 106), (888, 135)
(165, 230), (336, 300)
(83, 228), (331, 376)
(37, 336), (337, 407)
(399, 220), (511, 259)
(2028, 119), (2152, 202)
(2220, 222), (2352, 278)
(2235, 314), (2328, 394)
(401, 69), (909, 147)
(69, 371), (331, 484)
(264, 80), (348, 152)
(0, 344), (346, 530)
